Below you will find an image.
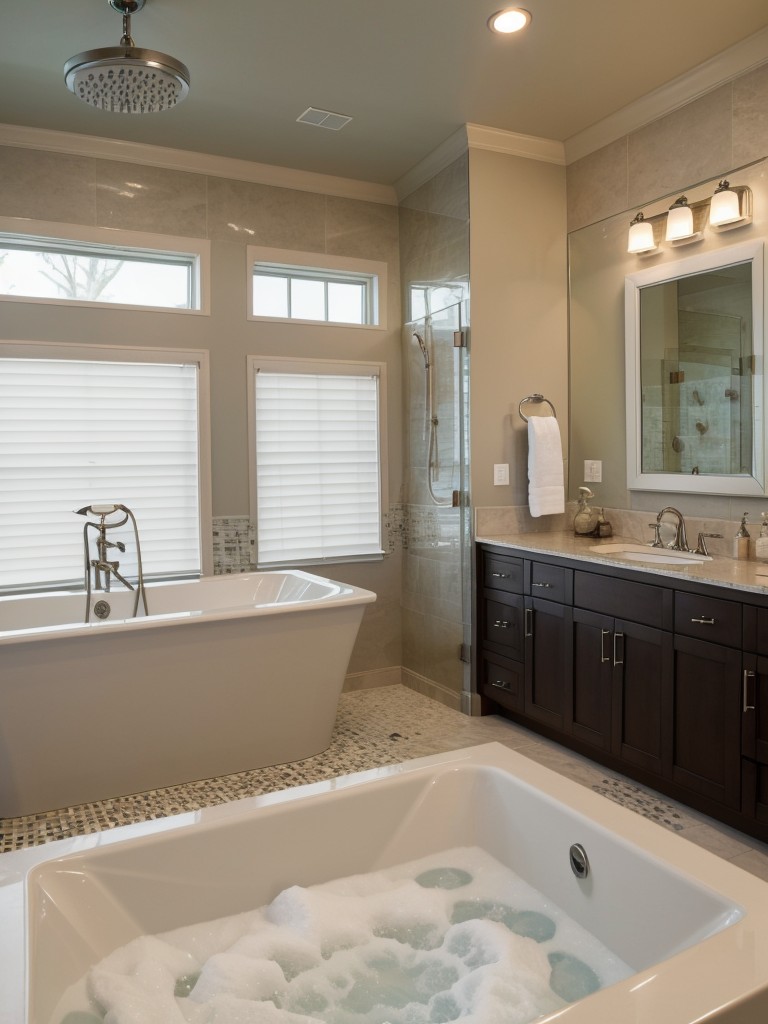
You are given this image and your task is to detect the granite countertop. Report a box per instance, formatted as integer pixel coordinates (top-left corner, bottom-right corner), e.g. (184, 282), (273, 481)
(475, 529), (768, 597)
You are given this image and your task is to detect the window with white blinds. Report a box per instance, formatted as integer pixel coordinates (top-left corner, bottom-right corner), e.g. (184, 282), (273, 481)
(249, 356), (386, 567)
(0, 342), (210, 592)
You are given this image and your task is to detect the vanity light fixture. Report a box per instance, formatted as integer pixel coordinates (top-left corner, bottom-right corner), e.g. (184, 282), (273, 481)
(665, 196), (696, 243)
(627, 212), (656, 254)
(627, 183), (753, 256)
(488, 7), (532, 34)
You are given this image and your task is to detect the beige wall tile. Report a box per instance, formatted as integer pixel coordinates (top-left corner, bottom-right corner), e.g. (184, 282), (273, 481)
(733, 62), (768, 167)
(325, 196), (399, 261)
(91, 161), (207, 236)
(207, 176), (326, 250)
(628, 85), (733, 208)
(567, 138), (628, 232)
(0, 147), (97, 224)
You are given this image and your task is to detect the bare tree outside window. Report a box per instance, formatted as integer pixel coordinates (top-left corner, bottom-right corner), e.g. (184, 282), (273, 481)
(39, 254), (125, 301)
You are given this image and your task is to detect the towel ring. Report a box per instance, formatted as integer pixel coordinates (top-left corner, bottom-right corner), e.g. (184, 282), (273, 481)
(519, 394), (557, 423)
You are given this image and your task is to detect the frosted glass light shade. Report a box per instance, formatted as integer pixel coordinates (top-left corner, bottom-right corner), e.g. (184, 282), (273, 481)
(665, 199), (694, 241)
(710, 184), (741, 226)
(627, 215), (655, 254)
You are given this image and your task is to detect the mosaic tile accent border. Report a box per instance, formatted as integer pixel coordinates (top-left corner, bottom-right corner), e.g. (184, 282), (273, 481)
(211, 507), (407, 574)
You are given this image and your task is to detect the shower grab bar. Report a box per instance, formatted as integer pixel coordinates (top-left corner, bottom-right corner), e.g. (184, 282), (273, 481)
(518, 394), (557, 422)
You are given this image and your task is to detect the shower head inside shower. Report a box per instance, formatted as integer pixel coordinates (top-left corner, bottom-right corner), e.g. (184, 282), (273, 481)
(64, 0), (190, 114)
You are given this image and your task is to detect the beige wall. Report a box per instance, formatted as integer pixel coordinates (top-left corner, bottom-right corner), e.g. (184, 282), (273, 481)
(468, 147), (568, 509)
(0, 144), (403, 676)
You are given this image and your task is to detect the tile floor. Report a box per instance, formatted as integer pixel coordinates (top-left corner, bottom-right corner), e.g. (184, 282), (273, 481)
(2, 685), (768, 883)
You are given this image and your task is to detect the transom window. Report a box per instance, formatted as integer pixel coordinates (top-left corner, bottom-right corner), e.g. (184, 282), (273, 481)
(0, 219), (208, 313)
(248, 246), (386, 328)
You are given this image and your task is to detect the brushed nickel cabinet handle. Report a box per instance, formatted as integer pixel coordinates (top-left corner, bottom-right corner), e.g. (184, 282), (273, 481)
(492, 680), (512, 691)
(524, 607), (533, 638)
(600, 628), (611, 664)
(490, 572), (510, 579)
(493, 619), (511, 629)
(532, 581), (552, 588)
(744, 669), (756, 713)
(691, 617), (716, 625)
(613, 631), (625, 667)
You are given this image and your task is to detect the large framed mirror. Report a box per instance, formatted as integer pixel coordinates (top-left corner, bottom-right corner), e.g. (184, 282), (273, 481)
(625, 239), (765, 495)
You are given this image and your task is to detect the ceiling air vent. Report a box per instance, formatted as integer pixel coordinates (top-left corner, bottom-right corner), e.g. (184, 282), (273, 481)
(296, 107), (352, 130)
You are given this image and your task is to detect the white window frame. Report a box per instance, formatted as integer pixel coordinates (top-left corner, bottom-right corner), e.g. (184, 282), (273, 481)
(247, 354), (388, 568)
(0, 339), (213, 590)
(247, 246), (387, 330)
(0, 217), (210, 315)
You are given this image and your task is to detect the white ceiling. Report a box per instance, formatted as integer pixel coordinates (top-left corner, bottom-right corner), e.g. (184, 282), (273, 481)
(2, 0), (768, 187)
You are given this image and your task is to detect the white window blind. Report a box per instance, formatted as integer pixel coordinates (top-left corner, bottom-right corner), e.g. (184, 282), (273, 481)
(252, 362), (384, 566)
(0, 350), (203, 591)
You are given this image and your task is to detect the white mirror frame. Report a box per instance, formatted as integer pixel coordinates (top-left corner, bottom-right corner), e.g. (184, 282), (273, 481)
(625, 239), (765, 495)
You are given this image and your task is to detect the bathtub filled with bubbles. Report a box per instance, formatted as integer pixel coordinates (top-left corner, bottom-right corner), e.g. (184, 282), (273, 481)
(7, 742), (768, 1024)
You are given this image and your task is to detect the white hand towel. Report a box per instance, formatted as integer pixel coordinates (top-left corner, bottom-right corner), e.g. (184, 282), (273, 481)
(527, 416), (565, 517)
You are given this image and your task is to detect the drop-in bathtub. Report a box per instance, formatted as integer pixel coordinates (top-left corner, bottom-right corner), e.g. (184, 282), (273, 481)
(4, 742), (768, 1024)
(0, 571), (376, 818)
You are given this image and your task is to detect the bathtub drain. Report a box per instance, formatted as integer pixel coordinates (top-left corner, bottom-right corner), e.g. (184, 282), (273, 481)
(93, 600), (111, 620)
(569, 843), (589, 879)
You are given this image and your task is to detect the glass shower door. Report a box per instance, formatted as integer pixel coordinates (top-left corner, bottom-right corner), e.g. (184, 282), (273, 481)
(402, 301), (472, 704)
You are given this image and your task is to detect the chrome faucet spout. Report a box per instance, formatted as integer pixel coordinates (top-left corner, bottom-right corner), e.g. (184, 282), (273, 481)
(656, 506), (689, 551)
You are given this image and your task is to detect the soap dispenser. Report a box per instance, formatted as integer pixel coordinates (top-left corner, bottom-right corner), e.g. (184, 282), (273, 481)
(756, 513), (768, 561)
(734, 512), (751, 560)
(574, 487), (599, 536)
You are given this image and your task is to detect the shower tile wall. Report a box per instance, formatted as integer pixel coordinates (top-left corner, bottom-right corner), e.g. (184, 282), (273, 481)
(398, 154), (470, 709)
(0, 142), (403, 682)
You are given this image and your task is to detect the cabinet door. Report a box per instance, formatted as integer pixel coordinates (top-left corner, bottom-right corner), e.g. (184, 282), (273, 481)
(524, 597), (571, 730)
(671, 634), (742, 808)
(570, 607), (613, 751)
(612, 619), (673, 777)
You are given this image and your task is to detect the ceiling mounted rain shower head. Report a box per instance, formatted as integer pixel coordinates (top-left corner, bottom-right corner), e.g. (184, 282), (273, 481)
(64, 0), (190, 114)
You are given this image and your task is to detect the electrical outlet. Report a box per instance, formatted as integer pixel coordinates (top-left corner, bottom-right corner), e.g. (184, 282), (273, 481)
(493, 463), (510, 486)
(584, 460), (602, 482)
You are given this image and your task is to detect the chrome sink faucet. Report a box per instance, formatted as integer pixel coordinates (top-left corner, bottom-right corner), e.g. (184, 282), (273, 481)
(656, 506), (689, 551)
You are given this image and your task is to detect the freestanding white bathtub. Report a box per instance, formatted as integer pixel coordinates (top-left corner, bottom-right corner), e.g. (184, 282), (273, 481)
(3, 743), (768, 1024)
(0, 571), (376, 818)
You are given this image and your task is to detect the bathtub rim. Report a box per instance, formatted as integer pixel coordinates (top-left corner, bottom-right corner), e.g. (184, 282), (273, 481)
(3, 741), (768, 1024)
(0, 568), (377, 646)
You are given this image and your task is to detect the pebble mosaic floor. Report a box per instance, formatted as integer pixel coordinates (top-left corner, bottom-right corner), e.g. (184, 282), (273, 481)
(2, 684), (768, 883)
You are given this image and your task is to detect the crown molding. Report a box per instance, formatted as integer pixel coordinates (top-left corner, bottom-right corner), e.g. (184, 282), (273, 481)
(0, 123), (398, 206)
(394, 123), (565, 201)
(565, 26), (768, 164)
(465, 124), (565, 165)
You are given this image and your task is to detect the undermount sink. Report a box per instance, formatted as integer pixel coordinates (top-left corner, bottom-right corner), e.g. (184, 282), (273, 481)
(589, 542), (712, 566)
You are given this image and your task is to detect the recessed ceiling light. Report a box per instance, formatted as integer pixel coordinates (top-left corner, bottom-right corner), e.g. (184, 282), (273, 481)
(488, 7), (532, 34)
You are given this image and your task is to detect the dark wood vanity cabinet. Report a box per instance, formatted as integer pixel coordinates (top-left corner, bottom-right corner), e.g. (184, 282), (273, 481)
(477, 542), (768, 843)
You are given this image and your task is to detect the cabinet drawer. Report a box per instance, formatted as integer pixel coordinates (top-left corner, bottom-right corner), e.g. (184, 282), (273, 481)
(479, 655), (524, 712)
(482, 597), (524, 659)
(675, 592), (742, 647)
(482, 552), (524, 594)
(574, 571), (669, 629)
(529, 561), (572, 604)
